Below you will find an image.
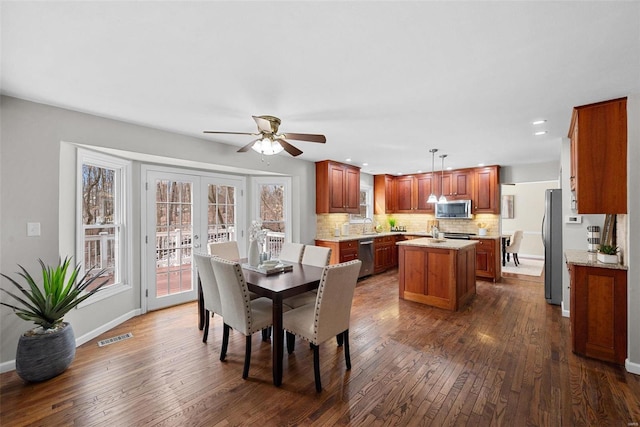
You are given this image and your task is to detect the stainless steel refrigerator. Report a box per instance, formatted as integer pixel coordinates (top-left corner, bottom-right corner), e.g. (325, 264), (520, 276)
(542, 189), (562, 305)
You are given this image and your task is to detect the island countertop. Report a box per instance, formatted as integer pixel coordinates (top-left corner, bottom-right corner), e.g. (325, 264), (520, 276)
(396, 237), (479, 250)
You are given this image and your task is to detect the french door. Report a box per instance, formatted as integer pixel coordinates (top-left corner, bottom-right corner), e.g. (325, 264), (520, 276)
(143, 167), (245, 311)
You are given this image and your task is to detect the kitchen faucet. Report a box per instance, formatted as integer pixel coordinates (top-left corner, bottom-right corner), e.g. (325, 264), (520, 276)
(363, 217), (373, 234)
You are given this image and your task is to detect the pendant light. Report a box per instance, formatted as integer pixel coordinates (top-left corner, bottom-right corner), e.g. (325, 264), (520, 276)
(438, 154), (448, 203)
(427, 148), (438, 203)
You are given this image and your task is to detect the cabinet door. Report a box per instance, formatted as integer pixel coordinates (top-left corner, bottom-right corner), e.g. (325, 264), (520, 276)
(328, 163), (347, 212)
(474, 166), (499, 213)
(415, 174), (436, 212)
(570, 124), (578, 192)
(452, 170), (472, 199)
(344, 166), (360, 214)
(395, 176), (414, 212)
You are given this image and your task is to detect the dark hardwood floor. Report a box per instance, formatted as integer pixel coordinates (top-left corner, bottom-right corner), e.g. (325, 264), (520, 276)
(2, 270), (639, 426)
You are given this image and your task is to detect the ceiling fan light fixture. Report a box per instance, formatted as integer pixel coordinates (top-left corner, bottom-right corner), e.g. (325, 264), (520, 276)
(252, 136), (284, 155)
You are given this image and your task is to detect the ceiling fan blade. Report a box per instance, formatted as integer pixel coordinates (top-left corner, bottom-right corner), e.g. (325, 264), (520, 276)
(253, 116), (275, 133)
(237, 138), (260, 153)
(203, 130), (258, 136)
(281, 132), (326, 143)
(276, 138), (303, 157)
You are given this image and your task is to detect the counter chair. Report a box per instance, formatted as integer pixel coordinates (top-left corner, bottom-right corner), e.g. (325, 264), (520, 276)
(194, 253), (223, 344)
(283, 260), (362, 392)
(210, 257), (275, 379)
(505, 230), (523, 266)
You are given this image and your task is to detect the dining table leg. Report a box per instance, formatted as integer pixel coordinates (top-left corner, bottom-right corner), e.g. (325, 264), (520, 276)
(272, 298), (284, 386)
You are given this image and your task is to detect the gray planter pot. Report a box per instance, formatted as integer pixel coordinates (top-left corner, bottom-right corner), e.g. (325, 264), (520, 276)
(16, 322), (76, 382)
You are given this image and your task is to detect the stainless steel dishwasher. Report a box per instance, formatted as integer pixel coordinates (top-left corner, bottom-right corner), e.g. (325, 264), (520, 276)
(358, 239), (374, 278)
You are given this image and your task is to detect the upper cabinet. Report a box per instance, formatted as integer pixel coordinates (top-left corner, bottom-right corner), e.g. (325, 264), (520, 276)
(440, 169), (473, 200)
(374, 166), (500, 215)
(473, 166), (500, 214)
(568, 97), (627, 214)
(316, 160), (361, 214)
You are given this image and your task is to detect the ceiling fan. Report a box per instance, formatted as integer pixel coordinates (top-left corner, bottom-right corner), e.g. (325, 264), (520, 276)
(203, 115), (326, 157)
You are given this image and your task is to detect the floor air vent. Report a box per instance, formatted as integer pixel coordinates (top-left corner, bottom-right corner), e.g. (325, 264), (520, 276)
(97, 332), (133, 347)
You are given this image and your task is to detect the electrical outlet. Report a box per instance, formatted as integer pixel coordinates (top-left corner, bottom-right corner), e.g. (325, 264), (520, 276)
(27, 222), (41, 237)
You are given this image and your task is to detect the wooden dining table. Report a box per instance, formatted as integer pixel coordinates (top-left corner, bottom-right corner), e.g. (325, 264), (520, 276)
(198, 261), (324, 386)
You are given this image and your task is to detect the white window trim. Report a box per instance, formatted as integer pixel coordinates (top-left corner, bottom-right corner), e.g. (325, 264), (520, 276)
(350, 183), (373, 223)
(76, 149), (132, 307)
(252, 176), (292, 243)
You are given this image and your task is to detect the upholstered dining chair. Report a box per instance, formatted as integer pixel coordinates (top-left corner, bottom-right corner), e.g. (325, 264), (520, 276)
(210, 256), (274, 379)
(505, 230), (524, 266)
(194, 253), (222, 344)
(282, 245), (332, 309)
(207, 241), (240, 261)
(282, 259), (362, 392)
(277, 242), (305, 263)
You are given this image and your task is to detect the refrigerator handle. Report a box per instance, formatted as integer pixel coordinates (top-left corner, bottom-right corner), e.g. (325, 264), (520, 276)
(541, 215), (546, 247)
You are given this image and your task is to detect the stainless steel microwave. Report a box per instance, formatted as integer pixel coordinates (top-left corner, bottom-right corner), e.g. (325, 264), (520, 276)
(435, 200), (473, 219)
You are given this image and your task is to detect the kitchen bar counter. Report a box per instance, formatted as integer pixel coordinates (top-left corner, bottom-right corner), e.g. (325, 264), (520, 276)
(397, 237), (478, 250)
(316, 232), (499, 243)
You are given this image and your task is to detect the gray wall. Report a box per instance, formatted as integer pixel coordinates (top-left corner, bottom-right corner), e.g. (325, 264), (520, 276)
(0, 96), (317, 366)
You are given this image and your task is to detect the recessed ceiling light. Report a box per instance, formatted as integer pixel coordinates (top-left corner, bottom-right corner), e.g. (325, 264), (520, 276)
(446, 167), (452, 171)
(345, 158), (352, 162)
(532, 120), (547, 125)
(534, 131), (548, 136)
(417, 169), (423, 173)
(362, 162), (368, 166)
(478, 163), (485, 167)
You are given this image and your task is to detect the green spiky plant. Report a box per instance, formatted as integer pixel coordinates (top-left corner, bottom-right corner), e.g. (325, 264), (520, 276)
(0, 257), (109, 331)
(598, 245), (618, 255)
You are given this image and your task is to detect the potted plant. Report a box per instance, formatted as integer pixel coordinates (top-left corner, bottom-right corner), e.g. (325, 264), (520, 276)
(388, 217), (397, 231)
(597, 245), (619, 264)
(477, 222), (488, 236)
(0, 257), (108, 382)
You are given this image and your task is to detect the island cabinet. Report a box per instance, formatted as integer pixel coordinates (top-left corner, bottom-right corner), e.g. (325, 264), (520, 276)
(568, 97), (627, 214)
(568, 261), (627, 365)
(394, 173), (436, 213)
(471, 237), (501, 282)
(316, 160), (360, 214)
(315, 239), (358, 265)
(374, 235), (398, 274)
(398, 239), (477, 311)
(473, 165), (500, 214)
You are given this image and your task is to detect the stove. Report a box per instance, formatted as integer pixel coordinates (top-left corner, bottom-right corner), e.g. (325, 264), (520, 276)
(443, 232), (476, 240)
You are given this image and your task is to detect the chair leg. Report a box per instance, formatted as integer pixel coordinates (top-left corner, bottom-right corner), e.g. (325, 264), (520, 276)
(286, 331), (296, 354)
(242, 335), (252, 379)
(312, 344), (322, 392)
(514, 253), (520, 266)
(343, 330), (351, 370)
(202, 310), (210, 343)
(261, 327), (270, 342)
(336, 333), (344, 347)
(220, 323), (230, 361)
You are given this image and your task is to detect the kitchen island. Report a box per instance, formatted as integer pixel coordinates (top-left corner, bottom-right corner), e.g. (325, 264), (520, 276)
(397, 238), (478, 311)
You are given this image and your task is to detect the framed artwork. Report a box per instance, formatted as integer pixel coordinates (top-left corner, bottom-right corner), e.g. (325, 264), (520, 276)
(502, 195), (514, 218)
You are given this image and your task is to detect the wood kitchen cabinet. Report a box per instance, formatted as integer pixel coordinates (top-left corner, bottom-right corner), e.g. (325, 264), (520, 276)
(568, 97), (627, 214)
(373, 174), (396, 214)
(315, 239), (358, 265)
(471, 237), (501, 282)
(473, 165), (500, 214)
(569, 263), (627, 365)
(394, 174), (436, 213)
(440, 169), (473, 200)
(374, 235), (397, 273)
(316, 160), (360, 214)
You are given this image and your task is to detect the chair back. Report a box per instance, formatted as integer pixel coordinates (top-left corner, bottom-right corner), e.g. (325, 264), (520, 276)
(313, 260), (361, 344)
(210, 257), (253, 335)
(506, 230), (524, 253)
(208, 241), (240, 260)
(278, 242), (305, 263)
(194, 253), (222, 315)
(301, 245), (332, 267)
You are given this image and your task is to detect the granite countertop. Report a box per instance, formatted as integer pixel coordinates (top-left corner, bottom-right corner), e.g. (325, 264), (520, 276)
(396, 237), (479, 250)
(316, 232), (499, 243)
(564, 249), (628, 271)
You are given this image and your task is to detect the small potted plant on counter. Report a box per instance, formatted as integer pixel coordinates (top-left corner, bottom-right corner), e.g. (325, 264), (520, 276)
(0, 257), (108, 382)
(597, 245), (619, 264)
(477, 222), (488, 236)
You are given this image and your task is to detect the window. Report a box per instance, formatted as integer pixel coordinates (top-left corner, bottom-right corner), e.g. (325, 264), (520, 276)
(350, 185), (372, 223)
(77, 150), (131, 300)
(206, 183), (236, 243)
(253, 177), (291, 258)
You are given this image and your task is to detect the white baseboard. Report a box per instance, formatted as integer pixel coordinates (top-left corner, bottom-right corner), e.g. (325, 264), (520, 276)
(0, 309), (142, 374)
(561, 300), (570, 318)
(626, 358), (640, 375)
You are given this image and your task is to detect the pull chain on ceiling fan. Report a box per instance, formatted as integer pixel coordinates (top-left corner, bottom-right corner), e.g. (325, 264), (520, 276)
(203, 115), (326, 157)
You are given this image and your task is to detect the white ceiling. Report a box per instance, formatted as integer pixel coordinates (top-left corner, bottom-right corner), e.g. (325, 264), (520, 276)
(2, 1), (639, 175)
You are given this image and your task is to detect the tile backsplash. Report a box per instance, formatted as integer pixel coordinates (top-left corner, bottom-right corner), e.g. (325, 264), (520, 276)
(316, 213), (500, 239)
